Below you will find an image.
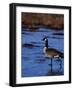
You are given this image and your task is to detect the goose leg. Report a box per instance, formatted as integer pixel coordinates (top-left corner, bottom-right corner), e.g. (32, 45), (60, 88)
(50, 58), (53, 73)
(59, 59), (62, 70)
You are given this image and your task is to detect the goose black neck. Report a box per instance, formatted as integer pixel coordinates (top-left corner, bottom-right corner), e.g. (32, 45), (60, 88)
(45, 39), (48, 48)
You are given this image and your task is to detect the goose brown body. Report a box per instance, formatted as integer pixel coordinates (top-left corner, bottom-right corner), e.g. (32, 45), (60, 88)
(44, 47), (64, 58)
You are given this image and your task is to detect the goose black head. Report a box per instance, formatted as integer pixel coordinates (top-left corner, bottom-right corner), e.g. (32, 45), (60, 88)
(42, 36), (48, 41)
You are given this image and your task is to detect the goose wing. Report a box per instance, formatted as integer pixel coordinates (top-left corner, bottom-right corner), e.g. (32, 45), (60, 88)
(46, 48), (64, 57)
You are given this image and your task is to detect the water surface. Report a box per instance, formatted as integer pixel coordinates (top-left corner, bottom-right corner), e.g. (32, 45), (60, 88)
(21, 26), (64, 77)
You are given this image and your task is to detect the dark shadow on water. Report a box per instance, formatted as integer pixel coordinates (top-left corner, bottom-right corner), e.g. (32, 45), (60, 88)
(22, 32), (34, 35)
(22, 43), (43, 48)
(46, 71), (64, 76)
(22, 43), (34, 48)
(48, 36), (64, 39)
(53, 32), (64, 36)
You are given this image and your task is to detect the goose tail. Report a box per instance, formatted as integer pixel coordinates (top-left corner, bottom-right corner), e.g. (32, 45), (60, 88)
(60, 53), (64, 58)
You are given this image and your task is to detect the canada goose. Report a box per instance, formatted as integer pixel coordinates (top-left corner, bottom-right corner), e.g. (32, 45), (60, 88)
(42, 36), (64, 73)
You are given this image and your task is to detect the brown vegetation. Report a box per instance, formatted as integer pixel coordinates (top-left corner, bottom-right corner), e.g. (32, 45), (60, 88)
(22, 13), (64, 30)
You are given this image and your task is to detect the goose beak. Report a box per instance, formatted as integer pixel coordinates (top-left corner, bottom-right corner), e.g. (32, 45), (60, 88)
(42, 36), (48, 41)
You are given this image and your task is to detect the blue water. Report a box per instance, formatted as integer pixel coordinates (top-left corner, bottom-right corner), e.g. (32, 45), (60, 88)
(21, 26), (64, 77)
